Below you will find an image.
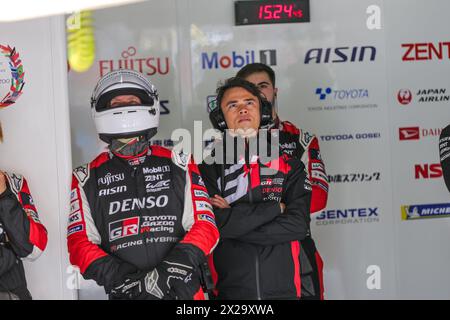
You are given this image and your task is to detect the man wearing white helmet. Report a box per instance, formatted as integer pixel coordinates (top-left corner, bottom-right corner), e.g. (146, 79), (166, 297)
(67, 69), (219, 300)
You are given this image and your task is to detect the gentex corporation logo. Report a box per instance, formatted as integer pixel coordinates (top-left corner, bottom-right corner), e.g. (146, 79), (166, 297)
(0, 44), (25, 108)
(201, 49), (277, 70)
(315, 207), (380, 226)
(399, 126), (442, 141)
(401, 203), (450, 220)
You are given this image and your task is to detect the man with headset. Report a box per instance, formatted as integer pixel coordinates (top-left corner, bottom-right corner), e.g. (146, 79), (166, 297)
(199, 77), (312, 299)
(236, 63), (328, 299)
(67, 69), (219, 300)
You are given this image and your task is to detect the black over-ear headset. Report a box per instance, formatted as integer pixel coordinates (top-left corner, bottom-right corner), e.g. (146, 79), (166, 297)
(209, 77), (273, 132)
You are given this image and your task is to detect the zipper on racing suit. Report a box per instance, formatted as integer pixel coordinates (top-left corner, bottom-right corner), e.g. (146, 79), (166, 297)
(245, 143), (262, 300)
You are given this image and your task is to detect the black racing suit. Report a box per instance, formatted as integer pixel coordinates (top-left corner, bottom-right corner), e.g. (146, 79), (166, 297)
(277, 119), (328, 299)
(67, 145), (219, 299)
(199, 135), (312, 299)
(0, 173), (48, 300)
(439, 124), (450, 192)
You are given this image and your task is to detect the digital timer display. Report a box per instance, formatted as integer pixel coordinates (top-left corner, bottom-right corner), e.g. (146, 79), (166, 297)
(235, 0), (310, 26)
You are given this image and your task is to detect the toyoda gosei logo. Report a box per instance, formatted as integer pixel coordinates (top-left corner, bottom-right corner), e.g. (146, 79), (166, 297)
(397, 89), (412, 105)
(0, 45), (25, 108)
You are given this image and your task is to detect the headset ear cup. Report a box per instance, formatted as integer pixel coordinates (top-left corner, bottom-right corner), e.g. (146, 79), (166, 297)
(209, 109), (227, 131)
(260, 99), (273, 127)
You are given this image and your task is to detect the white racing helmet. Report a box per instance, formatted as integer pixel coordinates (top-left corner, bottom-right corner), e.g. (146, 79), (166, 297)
(90, 69), (160, 143)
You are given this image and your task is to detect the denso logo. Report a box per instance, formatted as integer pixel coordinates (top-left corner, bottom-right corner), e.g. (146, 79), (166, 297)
(108, 195), (169, 215)
(304, 46), (376, 64)
(315, 88), (369, 101)
(414, 163), (442, 179)
(201, 49), (277, 69)
(109, 217), (140, 241)
(98, 173), (125, 186)
(320, 133), (381, 141)
(401, 41), (450, 62)
(316, 207), (379, 220)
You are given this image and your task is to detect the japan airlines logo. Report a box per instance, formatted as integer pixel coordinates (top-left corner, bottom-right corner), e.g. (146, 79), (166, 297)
(397, 89), (412, 105)
(399, 127), (420, 140)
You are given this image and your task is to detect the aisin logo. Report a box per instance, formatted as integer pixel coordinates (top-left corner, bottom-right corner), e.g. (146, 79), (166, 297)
(397, 89), (412, 105)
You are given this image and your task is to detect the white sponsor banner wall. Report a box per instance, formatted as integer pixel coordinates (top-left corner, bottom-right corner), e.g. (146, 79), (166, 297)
(0, 17), (74, 299)
(68, 0), (450, 299)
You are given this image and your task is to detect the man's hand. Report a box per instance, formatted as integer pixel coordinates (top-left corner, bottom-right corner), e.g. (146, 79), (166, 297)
(280, 202), (286, 213)
(210, 195), (230, 209)
(0, 171), (7, 195)
(110, 245), (203, 300)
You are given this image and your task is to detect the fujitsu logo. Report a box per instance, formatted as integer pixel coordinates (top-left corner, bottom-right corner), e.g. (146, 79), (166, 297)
(98, 173), (125, 186)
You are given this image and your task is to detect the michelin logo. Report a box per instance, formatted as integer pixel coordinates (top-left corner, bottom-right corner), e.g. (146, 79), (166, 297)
(402, 203), (450, 220)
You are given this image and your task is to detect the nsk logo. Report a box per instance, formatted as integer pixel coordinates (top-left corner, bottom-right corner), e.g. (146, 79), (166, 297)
(399, 127), (442, 141)
(109, 217), (140, 241)
(414, 163), (442, 179)
(304, 46), (376, 64)
(143, 166), (170, 174)
(109, 195), (169, 215)
(98, 173), (125, 186)
(202, 50), (277, 69)
(68, 212), (81, 225)
(99, 186), (127, 197)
